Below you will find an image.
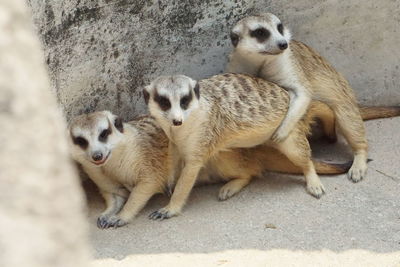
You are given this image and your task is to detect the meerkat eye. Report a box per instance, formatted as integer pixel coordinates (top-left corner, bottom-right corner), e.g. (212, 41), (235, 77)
(250, 27), (270, 42)
(154, 93), (171, 111)
(180, 91), (193, 110)
(99, 128), (111, 142)
(277, 23), (284, 35)
(73, 136), (88, 149)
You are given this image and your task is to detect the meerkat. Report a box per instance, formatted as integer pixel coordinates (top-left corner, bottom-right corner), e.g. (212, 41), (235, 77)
(226, 13), (399, 182)
(69, 111), (167, 228)
(69, 110), (351, 228)
(143, 73), (335, 220)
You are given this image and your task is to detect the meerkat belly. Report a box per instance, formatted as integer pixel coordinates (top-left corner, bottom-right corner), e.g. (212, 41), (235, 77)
(225, 127), (275, 148)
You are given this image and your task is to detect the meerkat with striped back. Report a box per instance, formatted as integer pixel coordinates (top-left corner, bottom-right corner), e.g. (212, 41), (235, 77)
(143, 73), (332, 220)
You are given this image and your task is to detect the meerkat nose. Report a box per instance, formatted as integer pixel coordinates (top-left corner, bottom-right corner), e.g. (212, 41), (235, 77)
(172, 119), (182, 126)
(92, 151), (103, 161)
(278, 41), (288, 50)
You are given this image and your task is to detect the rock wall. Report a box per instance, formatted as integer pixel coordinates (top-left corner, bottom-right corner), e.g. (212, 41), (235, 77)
(28, 0), (400, 121)
(0, 1), (89, 266)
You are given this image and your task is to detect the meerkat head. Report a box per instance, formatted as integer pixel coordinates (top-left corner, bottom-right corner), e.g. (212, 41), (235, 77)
(68, 111), (124, 166)
(230, 13), (291, 56)
(143, 75), (200, 127)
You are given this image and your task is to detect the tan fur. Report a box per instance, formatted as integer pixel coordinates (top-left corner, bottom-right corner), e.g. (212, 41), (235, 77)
(227, 13), (372, 182)
(359, 106), (400, 120)
(307, 104), (400, 142)
(69, 111), (350, 227)
(145, 73), (328, 220)
(69, 112), (167, 228)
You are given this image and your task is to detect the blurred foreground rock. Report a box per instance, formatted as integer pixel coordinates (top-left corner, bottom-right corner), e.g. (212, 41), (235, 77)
(0, 1), (89, 267)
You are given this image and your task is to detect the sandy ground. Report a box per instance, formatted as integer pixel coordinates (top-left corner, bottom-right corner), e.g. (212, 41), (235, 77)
(86, 117), (400, 267)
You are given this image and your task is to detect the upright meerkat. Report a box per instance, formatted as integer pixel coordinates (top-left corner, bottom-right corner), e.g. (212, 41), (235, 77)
(69, 111), (350, 228)
(226, 13), (371, 182)
(143, 73), (333, 220)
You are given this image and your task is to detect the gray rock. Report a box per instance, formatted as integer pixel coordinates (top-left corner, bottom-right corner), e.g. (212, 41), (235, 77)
(28, 0), (400, 121)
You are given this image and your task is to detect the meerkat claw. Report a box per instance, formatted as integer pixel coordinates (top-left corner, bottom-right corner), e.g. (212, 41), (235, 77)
(97, 215), (126, 229)
(149, 208), (175, 220)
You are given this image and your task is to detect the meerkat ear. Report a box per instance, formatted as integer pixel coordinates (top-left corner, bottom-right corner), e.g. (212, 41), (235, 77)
(230, 32), (239, 47)
(142, 87), (150, 105)
(194, 82), (200, 99)
(284, 27), (292, 41)
(114, 116), (124, 133)
(188, 78), (200, 99)
(103, 110), (124, 133)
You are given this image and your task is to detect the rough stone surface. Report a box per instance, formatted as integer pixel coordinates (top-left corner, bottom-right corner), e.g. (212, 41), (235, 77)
(0, 1), (89, 267)
(28, 0), (400, 121)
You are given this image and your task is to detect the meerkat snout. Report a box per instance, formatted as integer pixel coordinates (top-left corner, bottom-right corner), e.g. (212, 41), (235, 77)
(278, 41), (288, 50)
(92, 151), (104, 163)
(173, 119), (182, 126)
(144, 75), (200, 127)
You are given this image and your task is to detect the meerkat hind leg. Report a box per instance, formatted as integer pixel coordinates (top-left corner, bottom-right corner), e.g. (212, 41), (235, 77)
(273, 132), (325, 198)
(334, 106), (368, 182)
(218, 178), (251, 201)
(313, 103), (337, 142)
(211, 150), (257, 201)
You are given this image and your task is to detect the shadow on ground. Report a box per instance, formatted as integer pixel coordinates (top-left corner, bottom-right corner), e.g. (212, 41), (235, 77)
(84, 118), (400, 261)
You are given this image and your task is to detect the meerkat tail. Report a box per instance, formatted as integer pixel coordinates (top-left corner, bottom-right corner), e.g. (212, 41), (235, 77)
(311, 160), (353, 175)
(359, 106), (400, 120)
(263, 158), (352, 175)
(254, 146), (350, 175)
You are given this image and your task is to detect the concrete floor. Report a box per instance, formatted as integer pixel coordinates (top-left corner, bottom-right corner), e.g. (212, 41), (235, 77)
(86, 117), (400, 267)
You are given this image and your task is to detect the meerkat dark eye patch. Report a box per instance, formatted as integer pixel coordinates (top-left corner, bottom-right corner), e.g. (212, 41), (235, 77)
(180, 91), (192, 110)
(250, 27), (270, 42)
(154, 92), (171, 111)
(277, 23), (284, 35)
(98, 127), (111, 142)
(230, 32), (239, 47)
(73, 136), (88, 149)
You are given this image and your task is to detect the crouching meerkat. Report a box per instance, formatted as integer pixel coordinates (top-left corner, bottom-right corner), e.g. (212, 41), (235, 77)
(69, 111), (351, 228)
(143, 73), (334, 220)
(226, 13), (375, 182)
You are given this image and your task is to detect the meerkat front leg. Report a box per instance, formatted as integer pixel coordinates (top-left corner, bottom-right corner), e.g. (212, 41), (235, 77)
(99, 181), (162, 228)
(166, 141), (182, 196)
(83, 166), (129, 228)
(271, 89), (312, 143)
(149, 159), (204, 220)
(97, 191), (127, 229)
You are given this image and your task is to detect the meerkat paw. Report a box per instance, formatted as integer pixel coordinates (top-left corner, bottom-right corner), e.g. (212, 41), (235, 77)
(97, 215), (127, 229)
(306, 180), (325, 199)
(271, 127), (290, 143)
(218, 180), (248, 201)
(348, 160), (367, 183)
(148, 207), (178, 221)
